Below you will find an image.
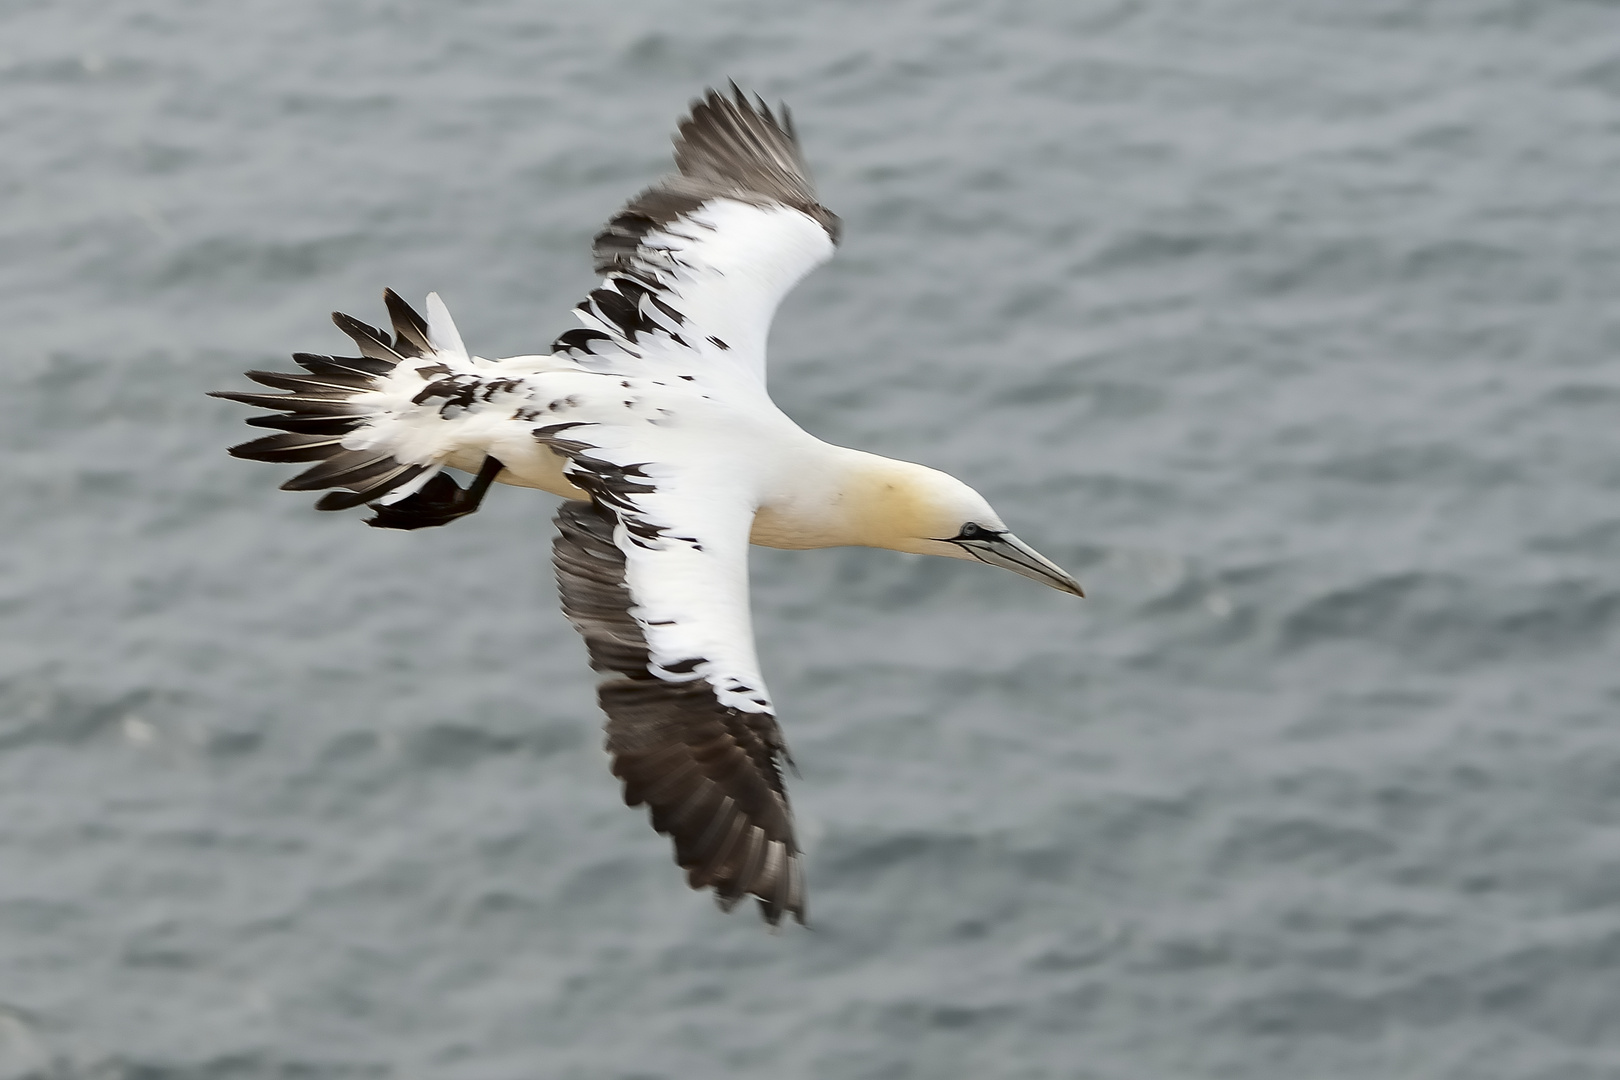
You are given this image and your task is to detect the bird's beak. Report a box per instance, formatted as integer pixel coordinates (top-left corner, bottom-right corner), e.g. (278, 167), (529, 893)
(954, 532), (1085, 597)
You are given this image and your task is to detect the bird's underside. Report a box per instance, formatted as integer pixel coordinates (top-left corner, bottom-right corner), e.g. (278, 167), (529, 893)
(213, 86), (837, 926)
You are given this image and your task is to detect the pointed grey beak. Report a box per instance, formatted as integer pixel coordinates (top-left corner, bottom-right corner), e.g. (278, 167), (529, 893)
(954, 531), (1085, 597)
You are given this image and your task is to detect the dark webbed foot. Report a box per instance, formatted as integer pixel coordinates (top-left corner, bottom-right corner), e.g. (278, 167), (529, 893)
(366, 456), (505, 530)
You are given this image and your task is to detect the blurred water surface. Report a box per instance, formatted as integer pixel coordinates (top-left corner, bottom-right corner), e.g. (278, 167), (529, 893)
(3, 1), (1620, 1077)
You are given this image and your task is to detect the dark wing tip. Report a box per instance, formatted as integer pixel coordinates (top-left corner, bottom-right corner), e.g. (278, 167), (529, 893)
(591, 84), (841, 272)
(668, 82), (831, 228)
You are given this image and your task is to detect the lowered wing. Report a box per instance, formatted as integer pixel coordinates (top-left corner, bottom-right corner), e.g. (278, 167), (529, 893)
(548, 436), (804, 925)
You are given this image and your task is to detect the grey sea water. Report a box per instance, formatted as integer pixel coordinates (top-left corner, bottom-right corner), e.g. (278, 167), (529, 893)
(4, 1), (1620, 1077)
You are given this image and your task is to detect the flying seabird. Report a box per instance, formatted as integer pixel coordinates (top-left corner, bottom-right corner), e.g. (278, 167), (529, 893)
(214, 85), (1084, 926)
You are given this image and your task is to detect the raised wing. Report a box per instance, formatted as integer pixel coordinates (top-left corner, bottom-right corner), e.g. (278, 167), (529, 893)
(554, 85), (842, 388)
(548, 436), (804, 925)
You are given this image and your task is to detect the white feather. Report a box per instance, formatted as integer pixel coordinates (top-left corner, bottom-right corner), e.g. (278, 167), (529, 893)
(425, 292), (468, 361)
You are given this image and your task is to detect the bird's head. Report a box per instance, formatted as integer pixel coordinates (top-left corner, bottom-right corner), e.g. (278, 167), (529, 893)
(848, 458), (1084, 597)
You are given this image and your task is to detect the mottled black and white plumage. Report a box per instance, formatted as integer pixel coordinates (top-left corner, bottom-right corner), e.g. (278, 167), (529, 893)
(215, 85), (1083, 927)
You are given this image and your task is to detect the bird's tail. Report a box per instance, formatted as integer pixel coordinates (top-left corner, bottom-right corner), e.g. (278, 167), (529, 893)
(211, 290), (480, 527)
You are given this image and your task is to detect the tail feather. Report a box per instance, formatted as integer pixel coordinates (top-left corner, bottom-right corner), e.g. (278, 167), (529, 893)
(244, 413), (363, 435)
(228, 432), (349, 463)
(209, 390), (372, 417)
(293, 352), (395, 379)
(424, 292), (468, 360)
(245, 370), (375, 394)
(315, 463), (432, 511)
(281, 450), (399, 492)
(331, 311), (411, 364)
(215, 290), (489, 519)
(382, 288), (432, 357)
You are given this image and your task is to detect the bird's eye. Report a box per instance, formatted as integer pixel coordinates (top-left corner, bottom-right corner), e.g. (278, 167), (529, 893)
(958, 523), (984, 540)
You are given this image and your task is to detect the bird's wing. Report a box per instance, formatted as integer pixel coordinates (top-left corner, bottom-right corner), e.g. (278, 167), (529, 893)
(546, 427), (803, 925)
(554, 85), (842, 389)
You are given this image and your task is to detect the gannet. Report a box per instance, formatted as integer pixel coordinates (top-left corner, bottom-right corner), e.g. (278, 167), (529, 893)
(214, 85), (1083, 926)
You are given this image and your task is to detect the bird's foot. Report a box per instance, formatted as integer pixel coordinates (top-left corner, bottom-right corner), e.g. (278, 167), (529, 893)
(366, 456), (505, 530)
